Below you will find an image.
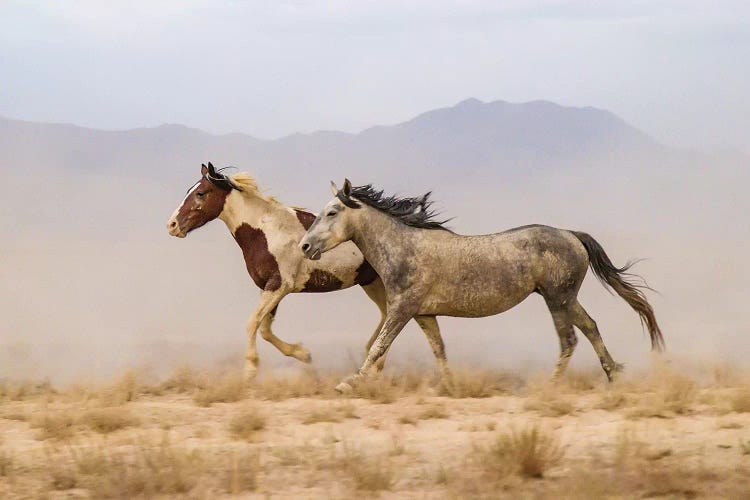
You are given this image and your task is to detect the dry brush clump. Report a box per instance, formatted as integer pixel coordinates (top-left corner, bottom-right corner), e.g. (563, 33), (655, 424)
(228, 407), (266, 440)
(193, 372), (246, 407)
(478, 425), (563, 479)
(31, 410), (77, 441)
(438, 368), (520, 398)
(79, 407), (140, 434)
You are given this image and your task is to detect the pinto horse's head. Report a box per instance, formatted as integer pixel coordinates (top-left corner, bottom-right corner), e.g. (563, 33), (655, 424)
(167, 162), (237, 238)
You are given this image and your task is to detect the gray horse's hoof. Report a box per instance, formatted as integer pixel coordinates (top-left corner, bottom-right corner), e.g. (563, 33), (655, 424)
(335, 381), (354, 394)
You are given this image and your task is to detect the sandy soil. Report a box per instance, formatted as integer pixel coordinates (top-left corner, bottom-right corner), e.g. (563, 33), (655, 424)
(1, 366), (749, 499)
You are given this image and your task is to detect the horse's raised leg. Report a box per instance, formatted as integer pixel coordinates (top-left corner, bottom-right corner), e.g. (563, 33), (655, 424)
(336, 302), (415, 393)
(414, 315), (450, 380)
(244, 288), (287, 382)
(259, 303), (312, 364)
(568, 300), (623, 382)
(546, 306), (578, 380)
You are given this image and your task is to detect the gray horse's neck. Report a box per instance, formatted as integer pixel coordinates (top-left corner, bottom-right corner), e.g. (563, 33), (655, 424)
(351, 206), (416, 276)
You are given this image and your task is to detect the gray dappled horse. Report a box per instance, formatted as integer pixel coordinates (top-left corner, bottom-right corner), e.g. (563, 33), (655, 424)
(166, 164), (447, 380)
(300, 180), (664, 393)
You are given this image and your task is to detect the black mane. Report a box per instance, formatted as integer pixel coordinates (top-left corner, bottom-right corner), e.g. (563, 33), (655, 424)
(347, 184), (451, 231)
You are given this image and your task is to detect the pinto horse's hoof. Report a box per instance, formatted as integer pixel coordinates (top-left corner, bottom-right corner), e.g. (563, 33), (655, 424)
(292, 344), (312, 364)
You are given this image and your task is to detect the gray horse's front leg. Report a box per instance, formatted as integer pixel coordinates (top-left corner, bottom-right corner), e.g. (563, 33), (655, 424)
(336, 305), (415, 393)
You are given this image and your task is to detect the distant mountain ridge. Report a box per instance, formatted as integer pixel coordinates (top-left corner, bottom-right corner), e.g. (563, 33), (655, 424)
(1, 98), (664, 200)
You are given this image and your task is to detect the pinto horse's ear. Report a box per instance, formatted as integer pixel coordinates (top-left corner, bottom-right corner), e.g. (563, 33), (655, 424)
(330, 181), (339, 196)
(342, 179), (352, 197)
(207, 162), (218, 177)
(201, 163), (208, 176)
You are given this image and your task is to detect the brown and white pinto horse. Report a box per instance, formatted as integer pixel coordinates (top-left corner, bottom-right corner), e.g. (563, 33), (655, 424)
(167, 163), (447, 380)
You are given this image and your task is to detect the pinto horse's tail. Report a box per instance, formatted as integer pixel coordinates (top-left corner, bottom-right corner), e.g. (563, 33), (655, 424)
(572, 231), (665, 351)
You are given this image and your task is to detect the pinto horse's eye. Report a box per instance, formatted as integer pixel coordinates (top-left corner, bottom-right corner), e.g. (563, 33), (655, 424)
(196, 191), (206, 197)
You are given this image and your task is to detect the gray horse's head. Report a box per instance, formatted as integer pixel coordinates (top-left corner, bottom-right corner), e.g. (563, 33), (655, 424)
(300, 179), (359, 260)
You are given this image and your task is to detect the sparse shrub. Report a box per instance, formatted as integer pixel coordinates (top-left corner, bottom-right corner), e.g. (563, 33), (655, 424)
(730, 388), (750, 413)
(193, 373), (245, 407)
(595, 391), (628, 411)
(251, 371), (330, 401)
(481, 426), (563, 479)
(302, 407), (342, 424)
(160, 365), (206, 393)
(524, 397), (575, 417)
(223, 449), (260, 493)
(398, 415), (417, 425)
(343, 447), (395, 491)
(79, 407), (139, 434)
(32, 411), (76, 440)
(0, 448), (13, 476)
(418, 404), (449, 420)
(439, 369), (518, 398)
(229, 407), (266, 440)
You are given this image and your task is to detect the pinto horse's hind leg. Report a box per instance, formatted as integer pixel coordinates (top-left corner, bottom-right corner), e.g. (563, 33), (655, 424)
(259, 304), (312, 364)
(568, 300), (623, 382)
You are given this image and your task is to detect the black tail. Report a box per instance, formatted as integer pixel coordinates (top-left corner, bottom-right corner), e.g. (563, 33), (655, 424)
(572, 231), (665, 351)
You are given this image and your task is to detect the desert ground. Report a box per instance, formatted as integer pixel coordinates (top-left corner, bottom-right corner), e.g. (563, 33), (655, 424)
(1, 363), (749, 499)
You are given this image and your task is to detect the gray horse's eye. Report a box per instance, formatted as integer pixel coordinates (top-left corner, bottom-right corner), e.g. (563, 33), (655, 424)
(326, 211), (337, 217)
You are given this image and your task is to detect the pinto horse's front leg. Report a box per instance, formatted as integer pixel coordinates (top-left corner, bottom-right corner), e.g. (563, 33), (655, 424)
(244, 288), (288, 382)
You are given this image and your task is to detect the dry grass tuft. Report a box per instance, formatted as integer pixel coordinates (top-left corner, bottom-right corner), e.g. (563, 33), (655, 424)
(398, 415), (417, 426)
(730, 387), (750, 413)
(251, 370), (331, 401)
(351, 371), (427, 403)
(72, 435), (203, 496)
(32, 411), (77, 441)
(480, 426), (563, 479)
(625, 369), (698, 418)
(160, 365), (207, 394)
(223, 449), (260, 493)
(193, 373), (246, 407)
(524, 396), (575, 417)
(79, 407), (140, 434)
(0, 379), (54, 402)
(302, 407), (343, 424)
(342, 447), (396, 491)
(595, 391), (629, 411)
(418, 404), (449, 420)
(228, 407), (266, 440)
(0, 448), (13, 477)
(439, 369), (519, 398)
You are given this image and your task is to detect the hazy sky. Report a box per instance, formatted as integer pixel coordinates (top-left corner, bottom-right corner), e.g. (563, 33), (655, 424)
(2, 1), (749, 151)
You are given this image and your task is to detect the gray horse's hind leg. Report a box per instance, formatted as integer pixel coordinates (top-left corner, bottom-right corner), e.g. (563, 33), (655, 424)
(414, 315), (450, 378)
(546, 307), (579, 380)
(567, 300), (623, 382)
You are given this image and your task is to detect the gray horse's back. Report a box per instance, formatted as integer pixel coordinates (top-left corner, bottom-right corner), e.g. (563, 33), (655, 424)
(418, 225), (589, 317)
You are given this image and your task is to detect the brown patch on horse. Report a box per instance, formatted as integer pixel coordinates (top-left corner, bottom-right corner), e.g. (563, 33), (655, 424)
(302, 269), (343, 293)
(294, 209), (316, 230)
(355, 260), (378, 286)
(233, 223), (282, 291)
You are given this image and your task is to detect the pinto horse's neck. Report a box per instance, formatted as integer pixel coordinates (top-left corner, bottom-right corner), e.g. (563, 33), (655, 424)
(219, 190), (299, 291)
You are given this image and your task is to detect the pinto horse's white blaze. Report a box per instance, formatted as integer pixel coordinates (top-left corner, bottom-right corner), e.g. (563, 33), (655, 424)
(166, 164), (450, 381)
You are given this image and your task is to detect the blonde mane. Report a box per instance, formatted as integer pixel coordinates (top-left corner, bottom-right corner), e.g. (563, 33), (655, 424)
(230, 172), (283, 206)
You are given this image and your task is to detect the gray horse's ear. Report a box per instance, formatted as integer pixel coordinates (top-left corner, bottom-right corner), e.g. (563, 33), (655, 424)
(201, 163), (208, 176)
(343, 178), (352, 197)
(330, 181), (339, 195)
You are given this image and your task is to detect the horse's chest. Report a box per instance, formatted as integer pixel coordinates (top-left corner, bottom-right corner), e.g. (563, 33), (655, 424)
(233, 223), (281, 291)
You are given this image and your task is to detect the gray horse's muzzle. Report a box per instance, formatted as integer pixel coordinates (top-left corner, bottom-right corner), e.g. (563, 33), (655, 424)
(299, 240), (322, 260)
